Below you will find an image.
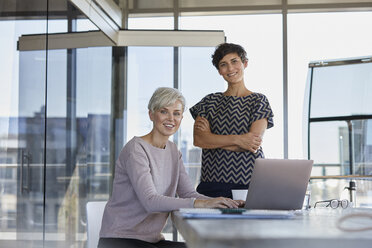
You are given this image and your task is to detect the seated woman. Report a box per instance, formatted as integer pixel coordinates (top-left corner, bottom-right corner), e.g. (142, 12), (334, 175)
(98, 87), (241, 248)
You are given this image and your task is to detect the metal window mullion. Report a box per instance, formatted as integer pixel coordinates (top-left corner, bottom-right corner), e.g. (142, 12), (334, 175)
(307, 67), (314, 160)
(173, 2), (180, 242)
(173, 0), (180, 147)
(282, 0), (288, 159)
(66, 3), (78, 184)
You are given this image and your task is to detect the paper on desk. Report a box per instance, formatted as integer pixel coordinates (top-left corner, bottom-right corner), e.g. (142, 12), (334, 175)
(179, 208), (295, 219)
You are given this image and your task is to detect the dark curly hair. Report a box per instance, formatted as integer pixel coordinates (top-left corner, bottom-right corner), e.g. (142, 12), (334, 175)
(211, 43), (248, 70)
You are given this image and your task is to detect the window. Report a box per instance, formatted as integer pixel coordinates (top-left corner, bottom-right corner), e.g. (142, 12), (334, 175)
(180, 14), (284, 164)
(288, 12), (372, 158)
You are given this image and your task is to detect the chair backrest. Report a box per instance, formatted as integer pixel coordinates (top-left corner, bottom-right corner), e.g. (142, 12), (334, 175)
(86, 201), (107, 248)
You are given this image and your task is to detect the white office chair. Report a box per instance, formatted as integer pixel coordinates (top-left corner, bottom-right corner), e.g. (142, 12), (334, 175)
(86, 201), (107, 248)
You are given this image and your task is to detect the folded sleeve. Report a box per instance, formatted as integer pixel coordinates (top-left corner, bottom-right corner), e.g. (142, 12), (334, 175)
(189, 93), (213, 120)
(252, 94), (274, 129)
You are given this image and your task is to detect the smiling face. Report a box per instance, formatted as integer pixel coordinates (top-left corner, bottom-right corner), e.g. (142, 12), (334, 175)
(149, 100), (183, 139)
(218, 52), (248, 85)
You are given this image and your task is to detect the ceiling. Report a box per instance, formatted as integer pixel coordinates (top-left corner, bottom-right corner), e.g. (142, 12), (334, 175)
(2, 0), (372, 21)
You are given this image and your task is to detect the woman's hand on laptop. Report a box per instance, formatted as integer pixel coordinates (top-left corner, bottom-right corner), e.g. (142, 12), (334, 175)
(235, 200), (246, 207)
(194, 197), (240, 209)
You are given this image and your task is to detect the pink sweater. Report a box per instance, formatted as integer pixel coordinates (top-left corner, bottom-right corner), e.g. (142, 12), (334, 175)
(99, 136), (208, 242)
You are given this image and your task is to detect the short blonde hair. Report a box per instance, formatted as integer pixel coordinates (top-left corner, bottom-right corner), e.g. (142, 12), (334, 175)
(148, 87), (186, 113)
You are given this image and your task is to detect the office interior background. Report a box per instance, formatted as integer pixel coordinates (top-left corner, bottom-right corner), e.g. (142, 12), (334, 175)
(1, 0), (372, 247)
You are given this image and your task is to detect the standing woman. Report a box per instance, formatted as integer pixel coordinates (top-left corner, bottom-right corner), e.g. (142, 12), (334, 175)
(190, 43), (274, 198)
(98, 87), (240, 248)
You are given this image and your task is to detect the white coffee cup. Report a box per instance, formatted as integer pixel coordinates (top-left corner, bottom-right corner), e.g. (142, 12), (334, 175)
(231, 189), (248, 201)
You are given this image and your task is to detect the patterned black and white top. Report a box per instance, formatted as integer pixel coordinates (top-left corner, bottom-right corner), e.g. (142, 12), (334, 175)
(190, 92), (274, 190)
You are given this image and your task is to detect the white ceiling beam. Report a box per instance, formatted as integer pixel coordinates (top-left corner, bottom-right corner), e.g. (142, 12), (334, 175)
(18, 31), (115, 51)
(117, 30), (225, 47)
(69, 0), (121, 43)
(95, 0), (123, 27)
(18, 30), (225, 50)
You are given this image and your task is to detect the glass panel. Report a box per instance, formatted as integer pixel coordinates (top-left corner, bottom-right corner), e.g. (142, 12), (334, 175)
(179, 0), (281, 8)
(0, 16), (47, 247)
(15, 49), (46, 248)
(128, 16), (174, 29)
(44, 47), (112, 247)
(309, 121), (348, 176)
(310, 63), (372, 118)
(47, 20), (67, 33)
(309, 119), (372, 176)
(288, 12), (372, 158)
(43, 49), (68, 246)
(309, 178), (372, 208)
(180, 14), (283, 158)
(126, 47), (173, 142)
(134, 0), (173, 9)
(77, 19), (99, 31)
(352, 119), (372, 175)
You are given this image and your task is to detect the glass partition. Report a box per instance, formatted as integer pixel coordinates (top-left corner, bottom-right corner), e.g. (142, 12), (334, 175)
(43, 47), (113, 246)
(309, 121), (349, 175)
(0, 5), (116, 246)
(126, 47), (174, 142)
(288, 12), (372, 159)
(1, 16), (48, 248)
(310, 63), (372, 118)
(305, 57), (372, 207)
(310, 178), (372, 208)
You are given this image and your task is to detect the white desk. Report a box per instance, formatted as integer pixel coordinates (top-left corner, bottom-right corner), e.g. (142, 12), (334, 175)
(172, 208), (372, 248)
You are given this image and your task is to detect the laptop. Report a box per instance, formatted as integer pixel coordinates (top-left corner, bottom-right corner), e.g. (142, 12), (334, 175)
(244, 158), (313, 210)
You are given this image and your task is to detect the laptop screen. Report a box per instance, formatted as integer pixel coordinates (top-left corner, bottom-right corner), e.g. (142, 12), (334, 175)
(244, 158), (313, 210)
